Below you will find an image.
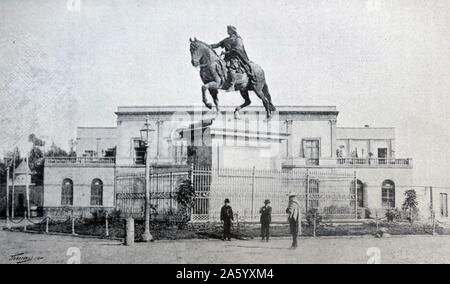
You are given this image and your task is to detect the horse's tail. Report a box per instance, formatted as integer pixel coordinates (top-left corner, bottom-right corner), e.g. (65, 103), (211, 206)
(263, 83), (276, 112)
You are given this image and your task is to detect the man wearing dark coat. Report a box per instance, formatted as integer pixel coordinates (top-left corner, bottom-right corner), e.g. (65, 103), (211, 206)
(210, 25), (254, 91)
(220, 198), (234, 241)
(286, 193), (301, 249)
(260, 199), (272, 242)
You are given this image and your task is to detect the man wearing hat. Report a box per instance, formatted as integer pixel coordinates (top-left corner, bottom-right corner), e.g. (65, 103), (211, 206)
(286, 192), (301, 249)
(260, 199), (272, 242)
(220, 198), (234, 241)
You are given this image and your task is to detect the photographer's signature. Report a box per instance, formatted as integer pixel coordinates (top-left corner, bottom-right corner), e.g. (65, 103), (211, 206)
(9, 253), (44, 264)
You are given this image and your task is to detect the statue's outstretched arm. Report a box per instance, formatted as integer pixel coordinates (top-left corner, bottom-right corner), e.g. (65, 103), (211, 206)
(210, 39), (224, 49)
(210, 42), (221, 49)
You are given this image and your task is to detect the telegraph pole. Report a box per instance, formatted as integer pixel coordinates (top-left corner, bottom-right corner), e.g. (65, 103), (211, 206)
(11, 150), (16, 219)
(6, 161), (10, 228)
(26, 157), (31, 218)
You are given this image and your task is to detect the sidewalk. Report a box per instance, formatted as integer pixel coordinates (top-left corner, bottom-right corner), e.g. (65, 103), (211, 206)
(1, 229), (450, 264)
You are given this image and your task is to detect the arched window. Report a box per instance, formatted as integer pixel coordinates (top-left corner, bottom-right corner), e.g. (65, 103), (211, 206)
(381, 180), (395, 208)
(61, 179), (73, 206)
(308, 179), (319, 209)
(91, 179), (103, 206)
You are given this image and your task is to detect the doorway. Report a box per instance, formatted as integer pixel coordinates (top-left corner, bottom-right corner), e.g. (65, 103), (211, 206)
(378, 148), (387, 164)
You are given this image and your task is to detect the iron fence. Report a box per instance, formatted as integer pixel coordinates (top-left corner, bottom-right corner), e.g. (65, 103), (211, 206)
(191, 167), (357, 222)
(115, 171), (189, 219)
(115, 166), (358, 222)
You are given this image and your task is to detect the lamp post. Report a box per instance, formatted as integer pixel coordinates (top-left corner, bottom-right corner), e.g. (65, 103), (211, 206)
(140, 117), (155, 242)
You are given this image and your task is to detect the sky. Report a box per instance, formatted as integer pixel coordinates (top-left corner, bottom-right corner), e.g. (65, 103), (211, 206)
(0, 0), (449, 186)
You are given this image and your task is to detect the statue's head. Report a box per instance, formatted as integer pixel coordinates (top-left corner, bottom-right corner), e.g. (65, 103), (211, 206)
(189, 37), (217, 67)
(189, 37), (202, 67)
(227, 25), (237, 36)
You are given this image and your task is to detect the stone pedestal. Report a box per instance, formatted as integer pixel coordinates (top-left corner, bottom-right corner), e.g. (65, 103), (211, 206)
(178, 117), (289, 170)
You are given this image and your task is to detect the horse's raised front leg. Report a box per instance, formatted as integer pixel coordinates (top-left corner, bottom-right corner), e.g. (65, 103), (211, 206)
(202, 85), (213, 109)
(210, 89), (220, 115)
(202, 81), (220, 111)
(234, 90), (251, 119)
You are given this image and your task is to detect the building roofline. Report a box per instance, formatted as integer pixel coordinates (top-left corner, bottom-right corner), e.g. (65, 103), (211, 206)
(115, 105), (338, 115)
(77, 127), (117, 129)
(337, 127), (395, 129)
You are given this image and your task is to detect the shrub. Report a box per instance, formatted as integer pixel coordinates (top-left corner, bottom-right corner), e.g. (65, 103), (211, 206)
(173, 179), (195, 226)
(402, 189), (419, 223)
(385, 208), (401, 222)
(365, 208), (372, 219)
(305, 208), (322, 227)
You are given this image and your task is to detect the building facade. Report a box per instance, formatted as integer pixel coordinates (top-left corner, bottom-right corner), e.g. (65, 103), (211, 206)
(42, 105), (425, 219)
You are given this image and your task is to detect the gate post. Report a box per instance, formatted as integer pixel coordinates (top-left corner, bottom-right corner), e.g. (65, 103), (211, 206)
(354, 171), (358, 219)
(251, 167), (256, 221)
(71, 209), (76, 235)
(305, 169), (309, 213)
(125, 217), (135, 246)
(190, 164), (195, 220)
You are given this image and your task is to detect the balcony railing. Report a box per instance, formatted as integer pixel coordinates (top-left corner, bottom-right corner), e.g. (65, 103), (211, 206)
(45, 157), (116, 165)
(133, 157), (188, 166)
(337, 158), (412, 167)
(282, 157), (412, 168)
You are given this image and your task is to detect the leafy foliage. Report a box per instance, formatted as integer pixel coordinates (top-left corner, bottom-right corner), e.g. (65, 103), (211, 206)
(174, 179), (195, 208)
(173, 179), (195, 226)
(306, 208), (322, 227)
(385, 208), (401, 222)
(402, 189), (419, 223)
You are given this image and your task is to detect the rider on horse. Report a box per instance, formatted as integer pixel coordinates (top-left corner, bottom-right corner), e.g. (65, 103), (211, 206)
(209, 26), (254, 91)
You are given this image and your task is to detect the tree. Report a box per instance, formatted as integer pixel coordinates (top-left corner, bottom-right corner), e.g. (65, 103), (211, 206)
(45, 143), (69, 157)
(173, 179), (195, 226)
(402, 189), (419, 223)
(29, 147), (44, 185)
(4, 148), (21, 167)
(0, 163), (7, 185)
(28, 134), (45, 147)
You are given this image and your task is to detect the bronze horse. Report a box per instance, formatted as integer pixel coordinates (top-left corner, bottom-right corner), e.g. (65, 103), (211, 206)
(189, 38), (276, 119)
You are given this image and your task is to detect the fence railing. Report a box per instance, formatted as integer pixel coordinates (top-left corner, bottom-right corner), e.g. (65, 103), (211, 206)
(45, 157), (116, 165)
(337, 158), (412, 168)
(191, 167), (357, 222)
(114, 166), (358, 222)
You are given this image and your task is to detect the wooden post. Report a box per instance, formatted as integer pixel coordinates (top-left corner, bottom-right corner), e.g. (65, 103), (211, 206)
(375, 211), (379, 231)
(11, 152), (15, 219)
(26, 157), (31, 219)
(306, 169), (309, 213)
(236, 212), (240, 233)
(45, 216), (49, 234)
(429, 186), (434, 211)
(105, 212), (109, 237)
(125, 217), (135, 246)
(432, 210), (436, 236)
(190, 163), (195, 219)
(6, 166), (10, 228)
(251, 167), (256, 221)
(71, 209), (76, 235)
(354, 171), (358, 219)
(313, 211), (316, 237)
(23, 211), (27, 232)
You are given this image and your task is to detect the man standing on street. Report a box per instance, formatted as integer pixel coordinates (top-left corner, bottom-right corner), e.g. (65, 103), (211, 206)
(260, 199), (272, 242)
(220, 198), (234, 241)
(286, 193), (301, 249)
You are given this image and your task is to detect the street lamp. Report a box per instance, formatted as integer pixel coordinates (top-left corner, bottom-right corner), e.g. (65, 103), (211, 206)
(140, 117), (155, 242)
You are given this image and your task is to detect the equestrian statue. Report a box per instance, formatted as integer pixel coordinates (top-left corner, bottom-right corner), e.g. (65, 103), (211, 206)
(189, 25), (276, 120)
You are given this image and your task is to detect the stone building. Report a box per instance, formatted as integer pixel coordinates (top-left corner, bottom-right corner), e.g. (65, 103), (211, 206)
(42, 105), (421, 219)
